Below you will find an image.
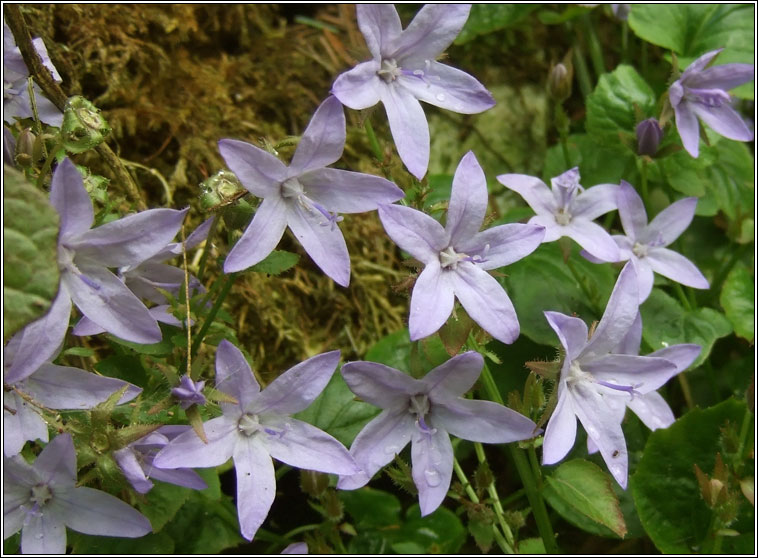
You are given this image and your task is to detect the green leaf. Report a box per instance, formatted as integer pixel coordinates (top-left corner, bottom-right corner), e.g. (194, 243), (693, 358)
(3, 165), (61, 342)
(136, 482), (191, 532)
(395, 504), (467, 554)
(517, 537), (547, 553)
(720, 264), (754, 342)
(294, 370), (379, 447)
(640, 289), (732, 368)
(631, 398), (749, 553)
(455, 4), (538, 44)
(248, 249), (299, 275)
(165, 491), (243, 554)
(69, 531), (175, 554)
(543, 459), (627, 538)
(340, 487), (401, 528)
(543, 133), (637, 188)
(468, 517), (494, 553)
(628, 4), (754, 99)
(364, 328), (449, 375)
(586, 65), (656, 144)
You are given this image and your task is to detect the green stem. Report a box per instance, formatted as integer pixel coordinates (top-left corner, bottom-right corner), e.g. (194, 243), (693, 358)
(364, 118), (383, 162)
(735, 405), (753, 474)
(581, 14), (606, 77)
(190, 272), (237, 358)
(565, 256), (599, 314)
(620, 21), (629, 63)
(196, 216), (219, 283)
(36, 137), (65, 188)
(672, 283), (692, 311)
(474, 442), (517, 550)
(640, 158), (650, 211)
(571, 40), (593, 98)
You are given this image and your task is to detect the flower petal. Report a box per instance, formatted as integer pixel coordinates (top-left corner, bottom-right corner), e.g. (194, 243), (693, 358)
(146, 463), (208, 491)
(215, 340), (260, 410)
(409, 262), (455, 341)
(224, 194), (289, 273)
(445, 151), (487, 243)
(451, 263), (519, 344)
(433, 397), (537, 443)
(544, 311), (589, 361)
(646, 248), (709, 290)
(649, 344), (701, 375)
(114, 448), (153, 494)
(287, 202), (351, 287)
(630, 255), (655, 303)
(644, 196), (697, 246)
(54, 486), (152, 537)
(688, 63), (754, 91)
(253, 351), (341, 415)
(614, 311), (642, 355)
(218, 139), (288, 197)
(583, 354), (678, 394)
(381, 84), (429, 179)
(627, 391), (676, 431)
(49, 158), (93, 239)
(290, 96), (345, 174)
(392, 4), (470, 65)
(21, 511), (66, 554)
(331, 61), (382, 110)
(301, 167), (403, 213)
(458, 223), (545, 270)
(681, 49), (723, 80)
(341, 361), (421, 408)
(563, 219), (620, 262)
(398, 61), (494, 114)
(422, 351), (483, 401)
(673, 101), (701, 157)
(616, 181), (647, 240)
(232, 436), (276, 541)
(497, 173), (557, 216)
(153, 415), (237, 469)
(571, 183), (618, 220)
(356, 4), (402, 60)
(377, 203), (447, 264)
(542, 387), (577, 465)
(34, 432), (77, 487)
(3, 391), (49, 456)
(411, 426), (453, 517)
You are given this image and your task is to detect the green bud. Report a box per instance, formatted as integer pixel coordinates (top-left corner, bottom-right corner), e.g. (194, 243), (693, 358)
(14, 127), (42, 167)
(199, 169), (245, 210)
(322, 490), (344, 522)
(548, 56), (573, 103)
(62, 96), (111, 154)
(300, 469), (329, 498)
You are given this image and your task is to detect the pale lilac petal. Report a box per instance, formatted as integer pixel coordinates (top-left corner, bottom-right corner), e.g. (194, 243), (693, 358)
(497, 174), (557, 216)
(392, 4), (470, 64)
(411, 426), (453, 517)
(451, 263), (519, 344)
(341, 361), (421, 408)
(542, 388), (577, 465)
(49, 158), (93, 239)
(649, 344), (701, 375)
(408, 262), (455, 341)
(445, 151), (487, 243)
(146, 464), (208, 491)
(24, 363), (141, 408)
(614, 311), (642, 355)
(399, 61), (495, 114)
(262, 417), (358, 475)
(688, 63), (754, 91)
(3, 478), (27, 536)
(32, 433), (76, 488)
(290, 96), (345, 174)
(300, 167), (403, 213)
(644, 197), (697, 246)
(381, 84), (429, 180)
(3, 391), (48, 456)
(458, 223), (545, 270)
(154, 415), (237, 469)
(331, 61), (382, 110)
(224, 195), (289, 273)
(64, 266), (161, 344)
(114, 448), (154, 494)
(232, 436), (276, 541)
(218, 139), (288, 197)
(583, 354), (678, 394)
(433, 398), (537, 443)
(215, 340), (260, 410)
(179, 217), (214, 253)
(627, 391), (676, 431)
(571, 184), (618, 220)
(338, 407), (415, 489)
(73, 208), (187, 267)
(581, 263), (639, 359)
(21, 512), (66, 554)
(377, 203), (447, 264)
(253, 351), (341, 415)
(673, 101), (701, 158)
(646, 248), (710, 289)
(544, 311), (589, 361)
(282, 542), (308, 554)
(54, 486), (152, 537)
(616, 181), (647, 240)
(422, 351), (483, 401)
(630, 255), (655, 303)
(33, 92), (64, 127)
(287, 202), (350, 287)
(681, 49), (723, 79)
(587, 436), (599, 455)
(530, 214), (563, 242)
(356, 4), (402, 60)
(4, 289), (71, 384)
(563, 219), (620, 262)
(147, 305), (185, 327)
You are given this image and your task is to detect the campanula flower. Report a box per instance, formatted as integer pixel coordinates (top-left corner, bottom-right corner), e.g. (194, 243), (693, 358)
(635, 118), (663, 157)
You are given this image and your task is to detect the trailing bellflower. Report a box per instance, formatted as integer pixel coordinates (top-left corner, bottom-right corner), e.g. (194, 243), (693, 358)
(669, 48), (754, 158)
(378, 151), (544, 343)
(219, 95), (403, 285)
(154, 340), (358, 540)
(542, 263), (681, 488)
(332, 4), (495, 179)
(4, 433), (152, 554)
(498, 167), (620, 262)
(50, 157), (188, 344)
(339, 352), (538, 516)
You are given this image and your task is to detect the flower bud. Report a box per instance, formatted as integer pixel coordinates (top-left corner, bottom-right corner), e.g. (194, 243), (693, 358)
(199, 169), (244, 210)
(62, 96), (111, 153)
(14, 127), (42, 167)
(548, 61), (573, 102)
(636, 118), (663, 157)
(300, 469), (329, 498)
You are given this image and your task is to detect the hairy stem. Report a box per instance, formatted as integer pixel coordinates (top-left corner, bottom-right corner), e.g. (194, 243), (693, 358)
(190, 272), (237, 358)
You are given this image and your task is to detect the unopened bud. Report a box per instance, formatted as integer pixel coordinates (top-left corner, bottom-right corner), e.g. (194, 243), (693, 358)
(62, 96), (111, 153)
(548, 61), (573, 102)
(300, 469), (329, 498)
(199, 169), (244, 210)
(14, 128), (41, 167)
(322, 489), (344, 522)
(636, 118), (663, 156)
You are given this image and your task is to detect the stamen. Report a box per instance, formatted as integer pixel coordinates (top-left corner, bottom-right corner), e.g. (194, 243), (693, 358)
(78, 274), (101, 290)
(377, 59), (402, 83)
(687, 87), (731, 108)
(632, 242), (649, 258)
(311, 202), (344, 230)
(596, 380), (641, 399)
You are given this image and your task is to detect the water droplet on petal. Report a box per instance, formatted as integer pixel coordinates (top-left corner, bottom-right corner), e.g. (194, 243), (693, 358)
(435, 93), (446, 102)
(384, 445), (400, 455)
(35, 533), (44, 540)
(424, 468), (441, 487)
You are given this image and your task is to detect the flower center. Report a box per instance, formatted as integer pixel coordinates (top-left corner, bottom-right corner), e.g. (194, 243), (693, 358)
(59, 245), (102, 291)
(408, 394), (435, 434)
(30, 484), (53, 507)
(567, 361), (640, 399)
(280, 178), (343, 230)
(554, 208), (572, 226)
(439, 244), (489, 270)
(551, 167), (583, 218)
(377, 58), (402, 83)
(632, 242), (648, 258)
(686, 87), (731, 108)
(238, 413), (261, 437)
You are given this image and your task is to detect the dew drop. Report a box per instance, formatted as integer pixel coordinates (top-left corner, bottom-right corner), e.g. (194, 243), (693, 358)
(384, 445), (400, 455)
(435, 93), (446, 102)
(424, 467), (441, 487)
(35, 533), (44, 540)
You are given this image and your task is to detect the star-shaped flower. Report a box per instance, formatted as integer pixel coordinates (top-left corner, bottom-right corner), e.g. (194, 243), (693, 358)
(219, 95), (403, 285)
(50, 157), (188, 344)
(583, 180), (709, 302)
(154, 340), (358, 541)
(332, 4), (495, 179)
(378, 151), (545, 343)
(498, 167), (620, 262)
(541, 263), (681, 488)
(669, 48), (754, 158)
(339, 352), (538, 516)
(4, 433), (152, 554)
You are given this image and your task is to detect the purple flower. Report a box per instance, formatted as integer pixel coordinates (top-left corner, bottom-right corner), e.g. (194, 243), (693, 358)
(3, 20), (63, 126)
(378, 151), (544, 343)
(171, 375), (206, 409)
(332, 4), (495, 179)
(3, 291), (141, 457)
(153, 340), (358, 541)
(583, 180), (709, 302)
(669, 48), (754, 158)
(4, 433), (152, 554)
(635, 118), (663, 156)
(219, 96), (403, 286)
(497, 167), (620, 262)
(541, 263), (682, 488)
(282, 542), (308, 554)
(50, 157), (188, 344)
(339, 352), (538, 516)
(113, 426), (207, 494)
